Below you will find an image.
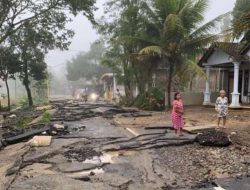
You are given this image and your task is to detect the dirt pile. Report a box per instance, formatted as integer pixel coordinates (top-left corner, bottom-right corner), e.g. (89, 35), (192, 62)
(196, 130), (231, 147)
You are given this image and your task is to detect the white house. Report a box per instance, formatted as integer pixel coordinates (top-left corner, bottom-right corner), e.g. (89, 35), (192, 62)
(199, 34), (250, 108)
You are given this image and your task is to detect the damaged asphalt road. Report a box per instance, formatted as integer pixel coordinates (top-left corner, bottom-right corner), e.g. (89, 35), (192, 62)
(0, 100), (250, 190)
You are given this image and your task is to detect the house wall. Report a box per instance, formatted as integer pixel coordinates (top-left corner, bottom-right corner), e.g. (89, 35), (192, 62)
(240, 62), (250, 103)
(165, 92), (203, 106)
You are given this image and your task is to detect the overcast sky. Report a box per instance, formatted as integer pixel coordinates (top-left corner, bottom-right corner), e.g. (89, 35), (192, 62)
(46, 0), (236, 74)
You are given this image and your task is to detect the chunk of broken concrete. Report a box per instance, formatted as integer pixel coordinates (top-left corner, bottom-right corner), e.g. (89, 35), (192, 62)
(9, 114), (17, 118)
(27, 136), (52, 147)
(36, 105), (52, 111)
(53, 124), (65, 131)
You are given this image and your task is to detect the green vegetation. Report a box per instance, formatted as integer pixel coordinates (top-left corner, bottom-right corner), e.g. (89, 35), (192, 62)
(40, 111), (52, 124)
(18, 97), (30, 108)
(16, 117), (33, 129)
(66, 40), (110, 82)
(233, 0), (250, 38)
(98, 0), (228, 108)
(121, 88), (165, 111)
(0, 0), (96, 107)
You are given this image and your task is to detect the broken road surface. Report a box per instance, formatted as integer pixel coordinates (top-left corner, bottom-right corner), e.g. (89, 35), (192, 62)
(0, 100), (250, 190)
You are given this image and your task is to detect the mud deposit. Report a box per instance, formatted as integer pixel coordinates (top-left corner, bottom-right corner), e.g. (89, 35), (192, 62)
(196, 130), (231, 147)
(1, 101), (250, 190)
(64, 147), (103, 162)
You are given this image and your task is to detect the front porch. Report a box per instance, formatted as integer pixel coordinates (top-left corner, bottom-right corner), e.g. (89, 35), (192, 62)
(199, 42), (250, 108)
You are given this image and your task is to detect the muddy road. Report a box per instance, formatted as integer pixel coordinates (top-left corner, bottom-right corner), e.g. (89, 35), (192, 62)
(0, 100), (250, 190)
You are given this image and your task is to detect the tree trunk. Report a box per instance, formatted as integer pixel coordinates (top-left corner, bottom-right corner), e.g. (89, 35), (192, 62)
(23, 62), (33, 107)
(167, 63), (173, 110)
(123, 61), (133, 99)
(189, 79), (193, 91)
(5, 79), (10, 110)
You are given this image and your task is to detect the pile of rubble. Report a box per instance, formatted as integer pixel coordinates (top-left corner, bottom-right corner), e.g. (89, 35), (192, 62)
(196, 130), (231, 147)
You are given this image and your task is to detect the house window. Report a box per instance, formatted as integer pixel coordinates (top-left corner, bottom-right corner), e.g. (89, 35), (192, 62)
(243, 70), (249, 96)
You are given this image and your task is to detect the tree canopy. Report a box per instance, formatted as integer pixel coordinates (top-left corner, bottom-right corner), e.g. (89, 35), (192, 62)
(0, 0), (97, 107)
(66, 40), (110, 82)
(233, 0), (250, 38)
(97, 0), (227, 106)
(0, 0), (96, 44)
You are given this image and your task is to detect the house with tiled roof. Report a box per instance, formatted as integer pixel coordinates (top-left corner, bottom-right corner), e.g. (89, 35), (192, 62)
(199, 32), (250, 108)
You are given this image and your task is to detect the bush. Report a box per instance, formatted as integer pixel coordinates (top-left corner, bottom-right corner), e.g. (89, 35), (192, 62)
(18, 97), (29, 108)
(40, 111), (52, 124)
(16, 117), (33, 129)
(121, 88), (165, 111)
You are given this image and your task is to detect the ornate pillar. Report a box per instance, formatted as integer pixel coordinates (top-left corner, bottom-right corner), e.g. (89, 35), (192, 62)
(230, 62), (241, 107)
(203, 66), (211, 105)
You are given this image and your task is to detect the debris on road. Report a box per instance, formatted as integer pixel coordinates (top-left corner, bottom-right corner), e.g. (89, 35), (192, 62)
(53, 124), (65, 131)
(196, 130), (231, 147)
(144, 126), (172, 130)
(3, 125), (50, 145)
(103, 132), (197, 151)
(27, 136), (52, 147)
(64, 147), (103, 162)
(35, 105), (53, 111)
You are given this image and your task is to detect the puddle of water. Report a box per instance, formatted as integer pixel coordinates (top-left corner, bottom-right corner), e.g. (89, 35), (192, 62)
(69, 151), (136, 178)
(67, 168), (104, 178)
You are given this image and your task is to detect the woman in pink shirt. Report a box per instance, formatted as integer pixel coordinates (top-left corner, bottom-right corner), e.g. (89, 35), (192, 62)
(171, 92), (184, 136)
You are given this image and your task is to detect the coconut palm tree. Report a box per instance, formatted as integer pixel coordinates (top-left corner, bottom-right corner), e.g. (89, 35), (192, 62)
(136, 0), (229, 107)
(232, 0), (250, 38)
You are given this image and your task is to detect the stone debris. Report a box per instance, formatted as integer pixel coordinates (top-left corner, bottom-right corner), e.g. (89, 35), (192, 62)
(35, 105), (53, 111)
(27, 136), (52, 147)
(53, 124), (65, 131)
(8, 114), (17, 119)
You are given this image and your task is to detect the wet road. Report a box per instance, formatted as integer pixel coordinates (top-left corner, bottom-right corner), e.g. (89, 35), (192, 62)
(0, 100), (250, 190)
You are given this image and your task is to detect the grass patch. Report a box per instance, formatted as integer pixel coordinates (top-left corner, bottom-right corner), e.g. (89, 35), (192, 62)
(16, 117), (33, 129)
(40, 111), (52, 124)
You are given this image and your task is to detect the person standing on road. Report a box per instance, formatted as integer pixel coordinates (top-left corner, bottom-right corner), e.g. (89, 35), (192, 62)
(171, 92), (184, 137)
(215, 90), (228, 129)
(116, 89), (121, 103)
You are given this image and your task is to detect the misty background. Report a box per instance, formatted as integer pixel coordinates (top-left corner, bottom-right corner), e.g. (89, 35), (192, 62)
(0, 0), (237, 105)
(46, 0), (236, 78)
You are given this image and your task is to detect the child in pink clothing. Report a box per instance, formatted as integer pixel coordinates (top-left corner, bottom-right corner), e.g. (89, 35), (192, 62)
(171, 92), (184, 136)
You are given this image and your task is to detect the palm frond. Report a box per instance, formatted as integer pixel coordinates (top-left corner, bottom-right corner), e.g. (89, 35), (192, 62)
(179, 0), (208, 32)
(185, 59), (206, 77)
(184, 29), (232, 54)
(139, 46), (165, 57)
(189, 11), (232, 39)
(119, 36), (160, 47)
(163, 13), (185, 42)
